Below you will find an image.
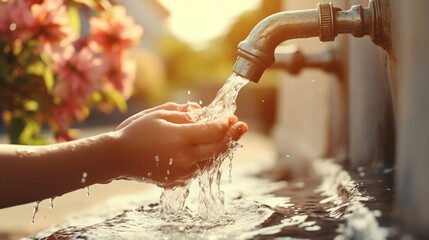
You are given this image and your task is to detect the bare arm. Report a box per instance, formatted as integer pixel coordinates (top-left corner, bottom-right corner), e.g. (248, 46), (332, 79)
(0, 102), (247, 208)
(0, 133), (118, 208)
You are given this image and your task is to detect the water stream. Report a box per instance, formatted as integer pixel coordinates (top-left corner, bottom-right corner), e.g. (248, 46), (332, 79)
(160, 73), (249, 217)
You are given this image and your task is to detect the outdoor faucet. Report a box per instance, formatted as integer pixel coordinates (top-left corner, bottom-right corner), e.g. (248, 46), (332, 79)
(233, 0), (389, 83)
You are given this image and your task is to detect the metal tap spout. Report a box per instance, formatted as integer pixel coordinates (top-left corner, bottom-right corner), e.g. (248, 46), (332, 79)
(233, 1), (384, 83)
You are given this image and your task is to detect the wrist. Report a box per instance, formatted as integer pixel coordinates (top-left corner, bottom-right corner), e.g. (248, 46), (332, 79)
(97, 131), (123, 180)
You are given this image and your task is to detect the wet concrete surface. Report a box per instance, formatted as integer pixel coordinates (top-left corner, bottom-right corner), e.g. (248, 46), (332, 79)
(28, 162), (399, 240)
(251, 163), (398, 240)
(1, 130), (401, 240)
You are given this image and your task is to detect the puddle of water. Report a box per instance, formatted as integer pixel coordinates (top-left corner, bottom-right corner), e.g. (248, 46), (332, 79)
(27, 159), (395, 240)
(27, 170), (290, 240)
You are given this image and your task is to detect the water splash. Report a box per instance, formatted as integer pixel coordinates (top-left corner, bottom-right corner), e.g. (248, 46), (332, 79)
(160, 73), (249, 218)
(160, 185), (190, 213)
(85, 187), (90, 197)
(49, 198), (55, 210)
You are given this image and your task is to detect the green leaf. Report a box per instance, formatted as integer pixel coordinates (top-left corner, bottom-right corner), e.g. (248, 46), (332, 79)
(23, 100), (39, 111)
(43, 66), (54, 93)
(9, 117), (26, 144)
(19, 117), (41, 144)
(104, 90), (128, 113)
(8, 116), (48, 145)
(26, 136), (50, 145)
(68, 5), (81, 34)
(27, 61), (44, 76)
(71, 0), (97, 9)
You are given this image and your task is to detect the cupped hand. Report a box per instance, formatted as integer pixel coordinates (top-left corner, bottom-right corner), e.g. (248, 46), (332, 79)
(113, 103), (247, 188)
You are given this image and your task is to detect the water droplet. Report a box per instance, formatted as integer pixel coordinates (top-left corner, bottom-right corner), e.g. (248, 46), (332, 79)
(31, 201), (40, 224)
(85, 187), (90, 197)
(16, 149), (24, 158)
(261, 100), (265, 103)
(305, 225), (321, 231)
(187, 90), (191, 95)
(49, 198), (55, 210)
(286, 154), (291, 158)
(70, 144), (76, 151)
(9, 23), (16, 31)
(16, 148), (36, 158)
(147, 172), (152, 177)
(81, 172), (87, 183)
(155, 155), (159, 167)
(27, 149), (35, 155)
(165, 177), (168, 181)
(199, 100), (203, 105)
(169, 158), (173, 165)
(312, 79), (316, 83)
(166, 170), (170, 175)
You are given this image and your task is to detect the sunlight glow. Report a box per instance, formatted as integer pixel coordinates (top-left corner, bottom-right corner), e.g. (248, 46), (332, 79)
(158, 0), (261, 49)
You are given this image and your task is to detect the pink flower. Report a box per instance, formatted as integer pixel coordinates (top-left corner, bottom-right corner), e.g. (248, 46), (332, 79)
(31, 0), (76, 62)
(54, 47), (106, 104)
(0, 1), (38, 43)
(104, 55), (136, 100)
(88, 6), (143, 54)
(51, 101), (88, 137)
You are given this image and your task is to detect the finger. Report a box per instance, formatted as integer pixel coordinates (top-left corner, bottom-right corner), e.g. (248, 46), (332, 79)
(180, 116), (238, 144)
(189, 122), (248, 161)
(157, 110), (194, 124)
(117, 102), (188, 130)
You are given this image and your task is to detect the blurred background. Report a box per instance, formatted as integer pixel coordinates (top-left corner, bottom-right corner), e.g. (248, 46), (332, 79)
(79, 0), (282, 133)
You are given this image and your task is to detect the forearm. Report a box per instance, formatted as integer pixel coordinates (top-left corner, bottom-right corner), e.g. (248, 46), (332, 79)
(0, 132), (120, 208)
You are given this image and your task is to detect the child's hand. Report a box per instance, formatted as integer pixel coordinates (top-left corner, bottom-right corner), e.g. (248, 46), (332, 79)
(113, 102), (247, 188)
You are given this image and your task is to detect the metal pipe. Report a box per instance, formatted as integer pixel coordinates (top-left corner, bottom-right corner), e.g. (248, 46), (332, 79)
(233, 1), (383, 83)
(272, 45), (338, 75)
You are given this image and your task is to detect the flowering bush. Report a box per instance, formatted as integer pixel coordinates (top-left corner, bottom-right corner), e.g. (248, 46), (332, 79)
(0, 0), (143, 144)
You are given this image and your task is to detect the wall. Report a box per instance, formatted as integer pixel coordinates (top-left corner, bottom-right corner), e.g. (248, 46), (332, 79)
(396, 0), (429, 237)
(275, 0), (351, 178)
(348, 1), (396, 168)
(275, 0), (333, 178)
